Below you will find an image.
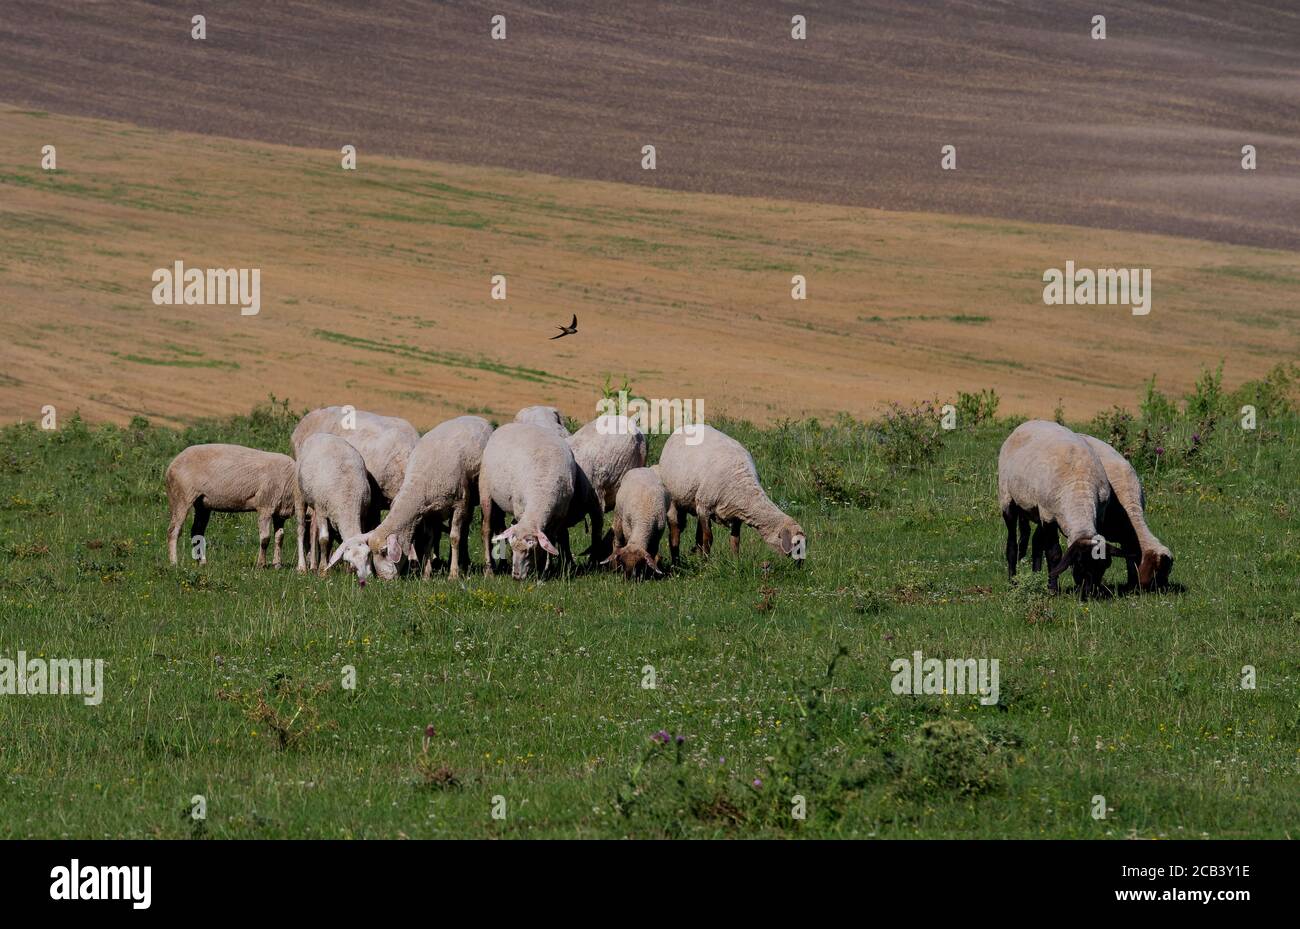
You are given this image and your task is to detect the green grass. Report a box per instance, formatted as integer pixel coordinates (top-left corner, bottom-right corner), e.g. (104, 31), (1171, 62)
(0, 396), (1296, 839)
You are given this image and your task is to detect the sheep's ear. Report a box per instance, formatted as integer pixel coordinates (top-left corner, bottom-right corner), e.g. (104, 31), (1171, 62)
(386, 534), (401, 562)
(1049, 538), (1090, 580)
(326, 543), (349, 570)
(536, 529), (559, 556)
(778, 527), (794, 554)
(491, 526), (516, 543)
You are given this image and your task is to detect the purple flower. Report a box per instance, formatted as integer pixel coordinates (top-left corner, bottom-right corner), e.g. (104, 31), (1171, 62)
(752, 778), (763, 789)
(425, 724), (436, 739)
(1155, 446), (1164, 456)
(1192, 433), (1201, 444)
(675, 734), (685, 745)
(653, 730), (670, 744)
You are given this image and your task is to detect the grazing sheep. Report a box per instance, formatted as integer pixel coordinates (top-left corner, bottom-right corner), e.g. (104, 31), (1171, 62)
(514, 405), (570, 440)
(568, 414), (647, 511)
(1081, 434), (1173, 591)
(478, 422), (596, 579)
(997, 420), (1112, 594)
(330, 416), (494, 583)
(165, 444), (303, 569)
(296, 434), (373, 578)
(291, 406), (419, 507)
(658, 424), (806, 563)
(602, 467), (669, 579)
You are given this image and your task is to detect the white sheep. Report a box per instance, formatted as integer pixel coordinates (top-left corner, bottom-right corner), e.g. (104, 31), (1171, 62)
(514, 405), (570, 440)
(657, 424), (806, 563)
(601, 467), (669, 579)
(568, 414), (647, 511)
(329, 416), (494, 583)
(291, 406), (419, 508)
(478, 422), (594, 579)
(997, 420), (1112, 594)
(165, 444), (303, 569)
(296, 434), (373, 579)
(1081, 434), (1173, 591)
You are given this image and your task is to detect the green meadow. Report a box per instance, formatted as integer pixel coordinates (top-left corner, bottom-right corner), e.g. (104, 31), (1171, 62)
(0, 368), (1296, 838)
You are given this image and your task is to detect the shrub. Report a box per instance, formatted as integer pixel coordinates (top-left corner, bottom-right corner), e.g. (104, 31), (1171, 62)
(873, 400), (944, 471)
(954, 388), (1000, 428)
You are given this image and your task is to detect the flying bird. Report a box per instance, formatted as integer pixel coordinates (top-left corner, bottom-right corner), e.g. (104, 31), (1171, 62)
(550, 314), (578, 340)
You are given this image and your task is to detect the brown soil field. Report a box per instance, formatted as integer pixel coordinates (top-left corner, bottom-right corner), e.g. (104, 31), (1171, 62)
(2, 108), (1297, 428)
(1, 1), (1298, 248)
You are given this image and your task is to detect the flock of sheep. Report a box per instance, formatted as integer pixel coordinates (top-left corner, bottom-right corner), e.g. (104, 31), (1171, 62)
(164, 405), (806, 585)
(163, 404), (1171, 595)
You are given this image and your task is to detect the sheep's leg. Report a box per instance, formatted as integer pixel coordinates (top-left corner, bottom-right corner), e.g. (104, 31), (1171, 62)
(457, 506), (473, 574)
(1044, 527), (1064, 593)
(307, 513), (319, 571)
(448, 503), (466, 580)
(256, 512), (273, 567)
(587, 500), (603, 568)
(1002, 509), (1018, 579)
(482, 501), (501, 576)
(1017, 513), (1031, 561)
(729, 519), (742, 555)
(697, 510), (714, 556)
(1031, 523), (1053, 573)
(190, 503), (211, 565)
(317, 518), (332, 577)
(295, 507), (307, 573)
(167, 498), (192, 565)
(272, 515), (286, 568)
(667, 504), (683, 564)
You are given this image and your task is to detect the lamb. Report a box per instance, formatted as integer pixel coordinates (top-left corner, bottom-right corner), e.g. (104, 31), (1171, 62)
(328, 416), (494, 583)
(657, 424), (806, 563)
(601, 467), (669, 579)
(296, 434), (373, 579)
(478, 422), (596, 580)
(1080, 434), (1173, 591)
(165, 444), (303, 569)
(291, 406), (419, 508)
(567, 414), (647, 512)
(514, 405), (570, 440)
(997, 420), (1112, 594)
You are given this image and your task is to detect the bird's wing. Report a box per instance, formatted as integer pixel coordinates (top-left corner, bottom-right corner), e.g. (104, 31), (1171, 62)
(569, 314), (577, 329)
(549, 332), (567, 340)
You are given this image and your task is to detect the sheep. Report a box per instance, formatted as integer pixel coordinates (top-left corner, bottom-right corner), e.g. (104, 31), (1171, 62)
(1081, 434), (1173, 591)
(165, 444), (303, 569)
(997, 420), (1112, 594)
(478, 422), (596, 580)
(601, 467), (669, 579)
(291, 406), (419, 509)
(514, 405), (570, 440)
(328, 416), (494, 583)
(568, 414), (647, 512)
(296, 434), (373, 579)
(657, 424), (806, 563)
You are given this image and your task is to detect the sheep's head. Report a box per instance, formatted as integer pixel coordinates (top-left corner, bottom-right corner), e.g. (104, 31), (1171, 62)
(601, 545), (664, 580)
(328, 535), (380, 586)
(767, 519), (807, 563)
(1137, 548), (1173, 591)
(491, 525), (559, 580)
(366, 532), (402, 580)
(1051, 535), (1109, 595)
